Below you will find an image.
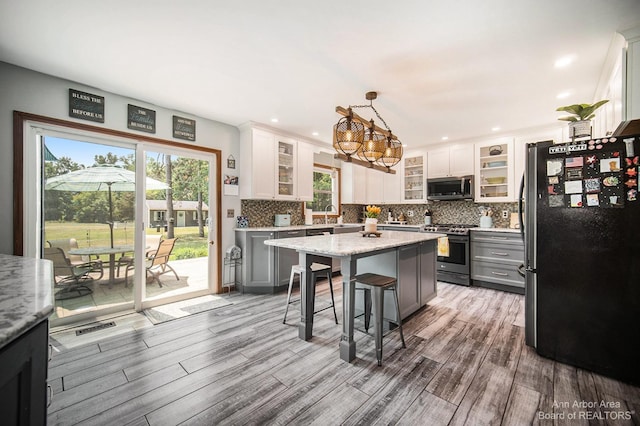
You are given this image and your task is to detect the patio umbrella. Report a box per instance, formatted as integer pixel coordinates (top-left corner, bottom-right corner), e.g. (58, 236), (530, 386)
(45, 164), (169, 247)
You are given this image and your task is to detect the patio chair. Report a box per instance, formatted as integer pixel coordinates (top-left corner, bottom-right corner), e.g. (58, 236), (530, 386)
(124, 238), (179, 287)
(44, 247), (94, 300)
(115, 234), (162, 277)
(47, 238), (103, 280)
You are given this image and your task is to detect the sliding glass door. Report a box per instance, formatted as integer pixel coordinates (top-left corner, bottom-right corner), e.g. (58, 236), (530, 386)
(34, 127), (217, 326)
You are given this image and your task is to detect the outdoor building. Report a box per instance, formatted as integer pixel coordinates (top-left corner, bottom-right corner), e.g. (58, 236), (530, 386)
(146, 199), (209, 228)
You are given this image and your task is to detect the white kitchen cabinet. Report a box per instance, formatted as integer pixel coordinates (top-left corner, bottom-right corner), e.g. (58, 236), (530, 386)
(366, 168), (384, 204)
(382, 167), (401, 204)
(427, 144), (474, 178)
(401, 151), (427, 203)
(240, 126), (313, 201)
(475, 137), (515, 202)
(296, 141), (314, 201)
(341, 162), (367, 204)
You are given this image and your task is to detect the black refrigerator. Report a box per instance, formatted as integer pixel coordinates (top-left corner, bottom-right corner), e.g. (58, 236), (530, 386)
(523, 134), (640, 385)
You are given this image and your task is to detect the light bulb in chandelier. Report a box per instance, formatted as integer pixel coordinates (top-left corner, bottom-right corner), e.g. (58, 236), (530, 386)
(356, 120), (386, 163)
(333, 108), (364, 157)
(377, 135), (403, 168)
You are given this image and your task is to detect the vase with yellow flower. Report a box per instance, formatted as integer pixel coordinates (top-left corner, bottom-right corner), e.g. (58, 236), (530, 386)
(364, 205), (381, 233)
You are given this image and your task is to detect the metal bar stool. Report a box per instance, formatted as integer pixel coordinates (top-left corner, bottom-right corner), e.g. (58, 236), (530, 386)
(355, 272), (406, 366)
(283, 263), (338, 324)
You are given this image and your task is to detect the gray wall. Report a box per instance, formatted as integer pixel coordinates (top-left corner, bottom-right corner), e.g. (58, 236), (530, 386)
(0, 61), (241, 257)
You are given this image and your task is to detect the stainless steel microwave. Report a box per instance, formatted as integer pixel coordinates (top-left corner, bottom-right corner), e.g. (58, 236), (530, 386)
(427, 176), (474, 200)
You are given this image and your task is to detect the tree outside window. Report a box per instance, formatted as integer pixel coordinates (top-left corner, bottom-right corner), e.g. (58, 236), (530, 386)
(306, 165), (340, 214)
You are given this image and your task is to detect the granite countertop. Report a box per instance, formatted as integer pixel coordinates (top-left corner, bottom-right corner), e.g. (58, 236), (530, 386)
(0, 254), (54, 351)
(234, 223), (363, 232)
(265, 230), (446, 257)
(470, 227), (521, 234)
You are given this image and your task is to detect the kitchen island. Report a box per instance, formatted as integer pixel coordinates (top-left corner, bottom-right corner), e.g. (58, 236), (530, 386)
(0, 254), (54, 424)
(265, 230), (445, 362)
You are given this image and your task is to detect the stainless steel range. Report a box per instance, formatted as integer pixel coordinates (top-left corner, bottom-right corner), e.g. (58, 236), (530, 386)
(422, 224), (476, 286)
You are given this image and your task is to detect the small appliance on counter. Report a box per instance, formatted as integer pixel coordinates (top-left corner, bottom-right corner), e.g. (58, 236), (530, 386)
(424, 209), (432, 225)
(274, 214), (291, 227)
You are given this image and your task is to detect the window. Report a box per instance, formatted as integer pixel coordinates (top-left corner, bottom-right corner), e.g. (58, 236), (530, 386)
(306, 164), (341, 214)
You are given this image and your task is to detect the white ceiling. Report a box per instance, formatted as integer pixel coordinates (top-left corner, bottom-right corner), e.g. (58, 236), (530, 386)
(1, 1), (639, 149)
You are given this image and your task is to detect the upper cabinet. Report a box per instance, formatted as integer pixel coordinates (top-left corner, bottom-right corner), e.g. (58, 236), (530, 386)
(427, 144), (474, 178)
(475, 138), (515, 202)
(240, 127), (313, 201)
(341, 162), (367, 204)
(402, 151), (427, 203)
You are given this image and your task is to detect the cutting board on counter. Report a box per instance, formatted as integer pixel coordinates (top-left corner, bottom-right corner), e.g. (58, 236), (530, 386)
(510, 212), (520, 229)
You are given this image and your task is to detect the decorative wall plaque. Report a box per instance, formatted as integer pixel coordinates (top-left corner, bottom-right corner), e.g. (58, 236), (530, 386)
(127, 104), (156, 133)
(69, 89), (105, 123)
(173, 115), (196, 141)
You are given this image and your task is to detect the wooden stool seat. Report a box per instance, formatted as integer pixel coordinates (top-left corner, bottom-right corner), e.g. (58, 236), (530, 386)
(283, 263), (338, 325)
(354, 272), (406, 366)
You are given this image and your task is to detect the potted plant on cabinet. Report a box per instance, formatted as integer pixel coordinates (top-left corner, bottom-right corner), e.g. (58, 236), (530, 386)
(556, 100), (609, 139)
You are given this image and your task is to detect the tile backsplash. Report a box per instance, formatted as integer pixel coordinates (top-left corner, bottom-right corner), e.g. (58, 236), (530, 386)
(240, 199), (519, 229)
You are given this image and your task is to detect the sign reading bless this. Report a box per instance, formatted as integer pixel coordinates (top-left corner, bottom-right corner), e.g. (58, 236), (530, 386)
(127, 104), (156, 133)
(69, 89), (105, 123)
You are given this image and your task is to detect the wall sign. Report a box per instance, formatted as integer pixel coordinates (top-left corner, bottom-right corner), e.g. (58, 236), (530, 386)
(227, 155), (236, 169)
(172, 115), (196, 141)
(69, 89), (105, 123)
(127, 104), (156, 133)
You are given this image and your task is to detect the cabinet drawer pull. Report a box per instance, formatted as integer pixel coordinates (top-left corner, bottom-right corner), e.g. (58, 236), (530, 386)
(489, 237), (508, 240)
(490, 252), (509, 256)
(48, 343), (53, 361)
(287, 232), (300, 235)
(47, 385), (53, 407)
(491, 271), (509, 276)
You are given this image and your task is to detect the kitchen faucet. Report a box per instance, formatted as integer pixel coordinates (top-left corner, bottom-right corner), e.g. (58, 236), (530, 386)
(324, 204), (337, 224)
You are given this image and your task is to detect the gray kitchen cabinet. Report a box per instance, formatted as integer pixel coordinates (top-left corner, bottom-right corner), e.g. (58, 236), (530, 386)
(235, 230), (275, 293)
(397, 245), (421, 319)
(470, 231), (524, 293)
(420, 241), (437, 304)
(275, 230), (306, 290)
(0, 319), (49, 426)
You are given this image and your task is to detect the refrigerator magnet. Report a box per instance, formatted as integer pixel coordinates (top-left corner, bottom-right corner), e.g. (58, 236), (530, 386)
(627, 189), (637, 201)
(586, 194), (599, 206)
(603, 176), (619, 187)
(586, 155), (598, 166)
(565, 180), (583, 194)
(624, 156), (639, 166)
(625, 179), (637, 188)
(584, 178), (601, 193)
(566, 168), (583, 180)
(570, 194), (583, 207)
(600, 157), (621, 173)
(548, 176), (559, 184)
(548, 194), (564, 207)
(625, 168), (637, 177)
(565, 157), (584, 167)
(547, 159), (563, 176)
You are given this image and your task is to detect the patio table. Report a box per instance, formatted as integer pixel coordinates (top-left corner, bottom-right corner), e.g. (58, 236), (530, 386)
(69, 245), (134, 287)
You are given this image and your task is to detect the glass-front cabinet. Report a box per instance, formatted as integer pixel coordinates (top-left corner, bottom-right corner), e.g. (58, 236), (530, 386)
(402, 152), (427, 203)
(276, 137), (296, 200)
(475, 138), (515, 202)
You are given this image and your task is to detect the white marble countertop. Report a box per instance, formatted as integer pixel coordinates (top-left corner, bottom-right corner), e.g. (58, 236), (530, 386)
(234, 223), (363, 232)
(0, 254), (54, 351)
(470, 227), (521, 234)
(265, 230), (446, 257)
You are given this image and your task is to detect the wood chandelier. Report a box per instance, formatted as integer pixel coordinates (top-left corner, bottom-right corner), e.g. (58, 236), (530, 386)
(333, 91), (402, 174)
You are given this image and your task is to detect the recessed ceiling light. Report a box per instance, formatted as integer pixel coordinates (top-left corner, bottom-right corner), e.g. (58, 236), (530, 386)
(556, 91), (570, 99)
(491, 126), (501, 132)
(312, 131), (319, 136)
(441, 136), (449, 141)
(270, 118), (279, 123)
(554, 55), (574, 68)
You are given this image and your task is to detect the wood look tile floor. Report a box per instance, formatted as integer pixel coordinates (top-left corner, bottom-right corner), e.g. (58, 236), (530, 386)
(48, 280), (640, 425)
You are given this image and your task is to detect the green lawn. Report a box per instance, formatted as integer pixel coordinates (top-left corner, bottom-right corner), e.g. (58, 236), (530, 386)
(44, 221), (209, 260)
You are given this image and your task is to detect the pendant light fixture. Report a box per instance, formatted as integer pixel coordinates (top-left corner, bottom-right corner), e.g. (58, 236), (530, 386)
(334, 91), (402, 173)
